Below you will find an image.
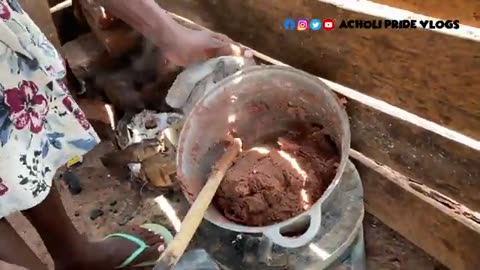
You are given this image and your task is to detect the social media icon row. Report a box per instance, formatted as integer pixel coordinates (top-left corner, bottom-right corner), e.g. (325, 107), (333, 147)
(284, 18), (335, 31)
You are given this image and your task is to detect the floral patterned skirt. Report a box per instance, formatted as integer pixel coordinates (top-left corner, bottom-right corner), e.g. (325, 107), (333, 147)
(0, 0), (100, 218)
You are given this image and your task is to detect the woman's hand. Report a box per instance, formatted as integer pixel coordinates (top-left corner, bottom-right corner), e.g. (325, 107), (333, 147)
(161, 25), (243, 67)
(100, 0), (248, 67)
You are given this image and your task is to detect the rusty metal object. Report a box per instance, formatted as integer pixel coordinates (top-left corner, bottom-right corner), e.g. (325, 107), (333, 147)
(140, 151), (177, 188)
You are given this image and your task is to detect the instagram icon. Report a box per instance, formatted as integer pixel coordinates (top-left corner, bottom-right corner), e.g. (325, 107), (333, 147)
(297, 19), (309, 30)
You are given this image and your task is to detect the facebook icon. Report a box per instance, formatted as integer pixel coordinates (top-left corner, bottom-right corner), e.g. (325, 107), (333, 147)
(283, 18), (295, 30)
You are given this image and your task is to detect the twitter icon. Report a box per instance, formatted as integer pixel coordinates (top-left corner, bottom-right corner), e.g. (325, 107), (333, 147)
(283, 18), (296, 30)
(310, 19), (321, 30)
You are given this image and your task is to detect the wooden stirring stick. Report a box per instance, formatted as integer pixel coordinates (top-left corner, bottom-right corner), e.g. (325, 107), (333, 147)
(154, 138), (242, 270)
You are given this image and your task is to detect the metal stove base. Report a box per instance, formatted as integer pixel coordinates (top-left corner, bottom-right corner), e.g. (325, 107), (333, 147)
(327, 226), (366, 270)
(189, 160), (365, 270)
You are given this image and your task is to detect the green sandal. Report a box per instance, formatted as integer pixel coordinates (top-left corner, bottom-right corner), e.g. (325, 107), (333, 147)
(104, 223), (174, 269)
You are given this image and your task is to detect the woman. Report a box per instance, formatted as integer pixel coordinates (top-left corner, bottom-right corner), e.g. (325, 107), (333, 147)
(0, 0), (240, 269)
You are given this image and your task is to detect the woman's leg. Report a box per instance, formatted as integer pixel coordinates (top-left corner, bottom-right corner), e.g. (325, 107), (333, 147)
(22, 184), (163, 270)
(0, 219), (47, 270)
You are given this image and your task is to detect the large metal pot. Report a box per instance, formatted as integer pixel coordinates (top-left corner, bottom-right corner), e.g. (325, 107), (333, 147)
(177, 66), (351, 248)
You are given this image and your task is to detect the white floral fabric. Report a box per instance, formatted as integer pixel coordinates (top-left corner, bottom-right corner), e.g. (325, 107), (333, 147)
(0, 0), (100, 218)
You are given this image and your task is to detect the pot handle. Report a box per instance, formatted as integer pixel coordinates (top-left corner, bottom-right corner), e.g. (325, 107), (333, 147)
(263, 204), (322, 248)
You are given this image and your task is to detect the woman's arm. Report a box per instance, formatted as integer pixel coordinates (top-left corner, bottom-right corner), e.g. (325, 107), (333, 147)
(99, 0), (176, 50)
(0, 260), (29, 270)
(99, 0), (242, 66)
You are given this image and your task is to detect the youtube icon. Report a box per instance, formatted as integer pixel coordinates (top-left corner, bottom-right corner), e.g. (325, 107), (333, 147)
(323, 19), (335, 30)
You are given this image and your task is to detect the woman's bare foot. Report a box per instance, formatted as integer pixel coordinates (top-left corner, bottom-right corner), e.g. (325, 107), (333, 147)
(56, 225), (165, 270)
(23, 185), (165, 270)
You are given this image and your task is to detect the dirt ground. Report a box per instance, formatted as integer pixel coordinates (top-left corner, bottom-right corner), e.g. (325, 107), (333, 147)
(7, 142), (446, 270)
